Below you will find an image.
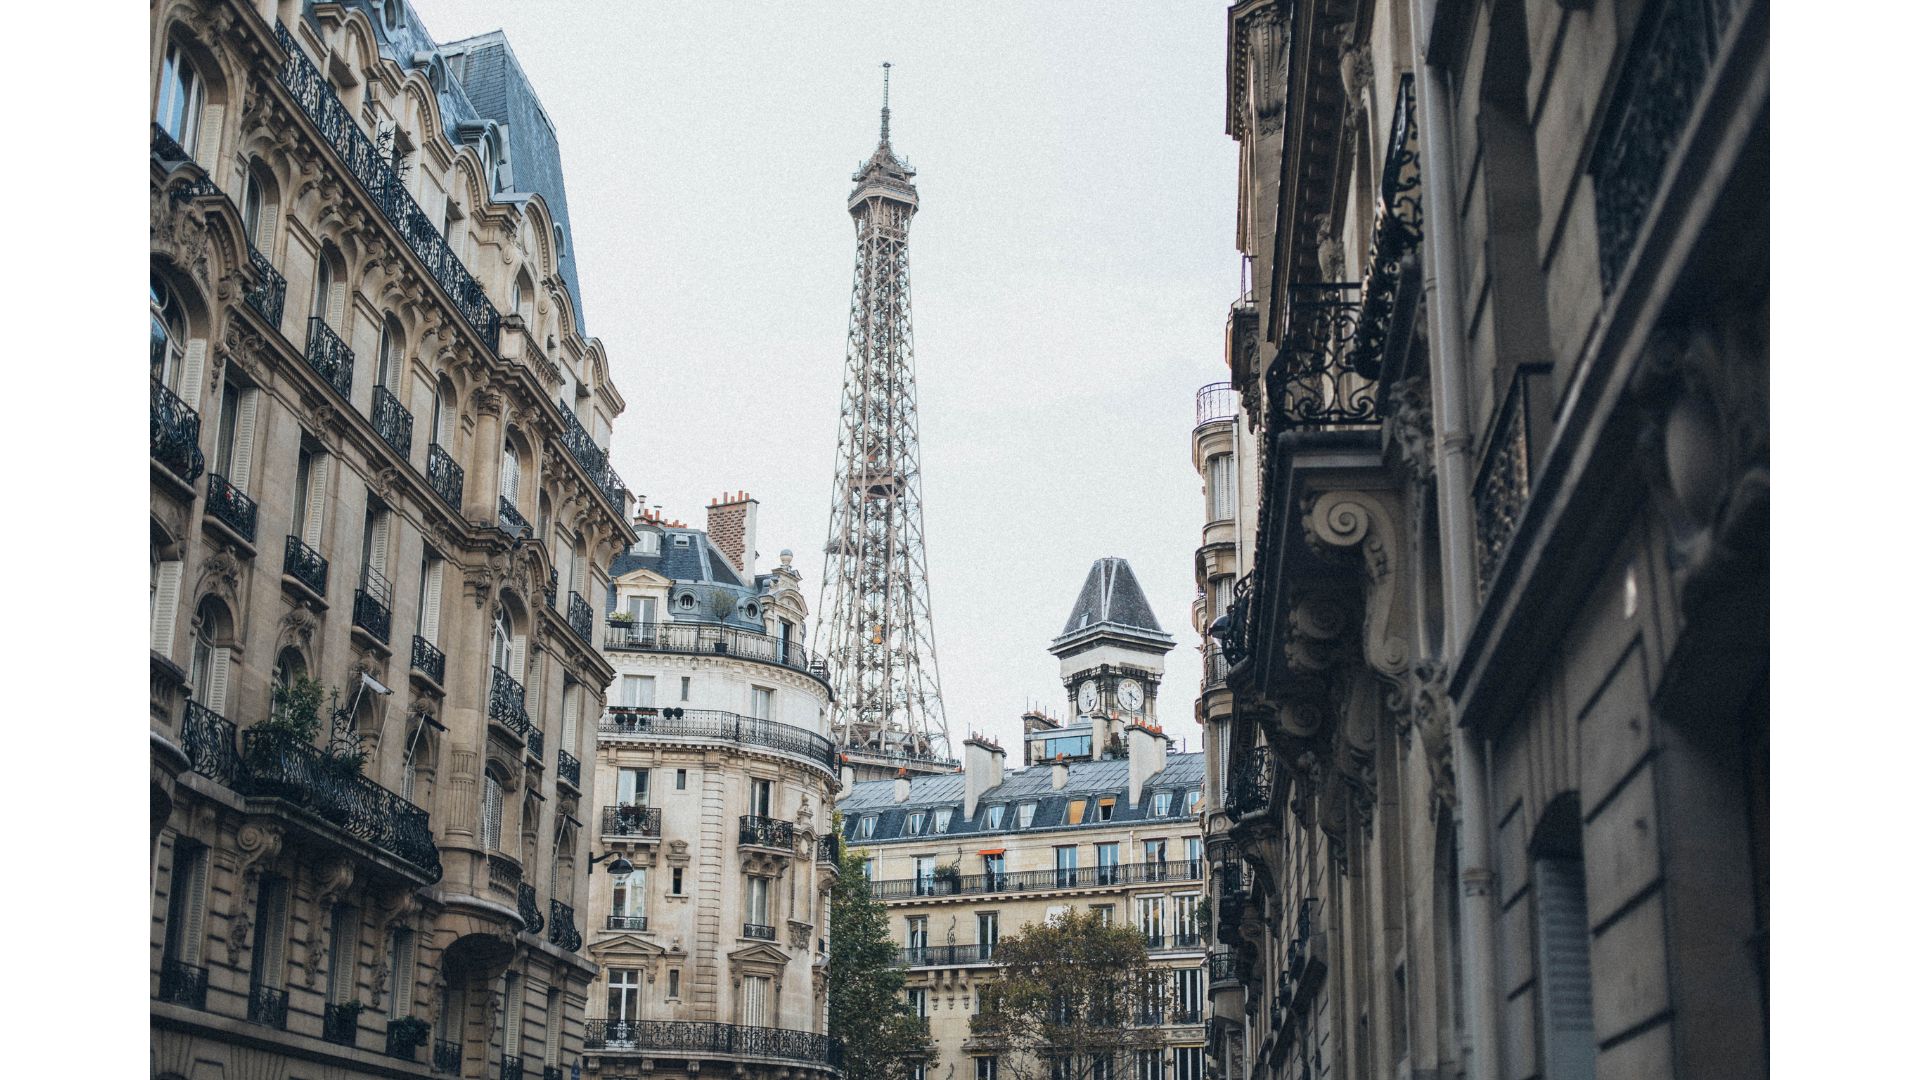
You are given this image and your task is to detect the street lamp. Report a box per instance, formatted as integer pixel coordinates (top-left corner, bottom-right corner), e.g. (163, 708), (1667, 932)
(589, 852), (634, 880)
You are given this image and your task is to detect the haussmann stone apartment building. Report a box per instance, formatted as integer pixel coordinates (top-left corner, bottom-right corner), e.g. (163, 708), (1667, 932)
(1195, 3), (1766, 1080)
(843, 559), (1216, 1080)
(580, 497), (844, 1080)
(150, 1), (639, 1077)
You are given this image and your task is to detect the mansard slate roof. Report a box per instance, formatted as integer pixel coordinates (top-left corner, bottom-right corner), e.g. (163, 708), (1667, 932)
(839, 753), (1205, 844)
(606, 528), (767, 631)
(356, 2), (589, 331)
(1054, 557), (1173, 643)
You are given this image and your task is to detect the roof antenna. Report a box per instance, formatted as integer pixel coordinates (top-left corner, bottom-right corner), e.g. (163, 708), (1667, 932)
(880, 61), (892, 145)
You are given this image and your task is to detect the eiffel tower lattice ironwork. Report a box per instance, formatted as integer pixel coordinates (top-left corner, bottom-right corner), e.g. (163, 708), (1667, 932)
(817, 65), (954, 775)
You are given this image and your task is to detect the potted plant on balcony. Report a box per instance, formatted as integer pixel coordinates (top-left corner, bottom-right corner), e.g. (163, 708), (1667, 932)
(387, 1015), (431, 1059)
(931, 863), (962, 892)
(608, 610), (635, 626)
(261, 677), (327, 742)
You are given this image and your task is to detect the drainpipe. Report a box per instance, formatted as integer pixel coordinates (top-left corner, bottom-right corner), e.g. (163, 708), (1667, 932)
(1414, 34), (1504, 1080)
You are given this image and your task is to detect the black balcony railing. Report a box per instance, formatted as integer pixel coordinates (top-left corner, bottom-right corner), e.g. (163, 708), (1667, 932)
(151, 379), (204, 483)
(739, 815), (795, 850)
(545, 568), (559, 610)
(1208, 953), (1240, 983)
(426, 443), (463, 511)
(304, 317), (355, 401)
(585, 1019), (843, 1069)
(370, 384), (413, 458)
(245, 246), (286, 328)
(387, 1016), (432, 1060)
(283, 534), (329, 596)
(230, 728), (441, 879)
(271, 22), (501, 351)
(549, 900), (582, 952)
(354, 569), (393, 644)
(1591, 0), (1738, 292)
(526, 726), (545, 761)
(897, 944), (996, 968)
(1217, 575), (1257, 668)
(602, 804), (662, 839)
(742, 922), (777, 941)
(1195, 382), (1238, 427)
(152, 123), (218, 199)
(608, 914), (649, 931)
(1473, 367), (1547, 599)
(567, 592), (594, 641)
(434, 1039), (462, 1073)
(249, 984), (289, 1028)
(490, 667), (532, 740)
(605, 622), (831, 689)
(205, 473), (257, 542)
(818, 834), (841, 866)
(602, 707), (838, 778)
(156, 959), (208, 1009)
(518, 881), (545, 935)
(1271, 284), (1372, 429)
(557, 749), (580, 787)
(863, 859), (1205, 900)
(1353, 72), (1424, 384)
(1155, 931), (1208, 951)
(1224, 746), (1273, 822)
(324, 1002), (362, 1045)
(499, 497), (529, 534)
(558, 404), (628, 512)
(181, 702), (241, 785)
(1201, 642), (1230, 690)
(412, 635), (446, 685)
(501, 1054), (524, 1080)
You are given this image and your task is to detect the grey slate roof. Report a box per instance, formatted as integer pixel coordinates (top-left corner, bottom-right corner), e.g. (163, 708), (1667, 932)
(605, 527), (764, 630)
(840, 752), (1206, 844)
(1056, 558), (1171, 640)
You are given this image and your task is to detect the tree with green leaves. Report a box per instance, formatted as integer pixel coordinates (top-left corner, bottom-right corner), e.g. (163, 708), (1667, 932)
(971, 908), (1168, 1080)
(830, 835), (934, 1080)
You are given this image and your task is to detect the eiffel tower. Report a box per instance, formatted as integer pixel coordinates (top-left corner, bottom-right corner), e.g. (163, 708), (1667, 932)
(818, 65), (955, 782)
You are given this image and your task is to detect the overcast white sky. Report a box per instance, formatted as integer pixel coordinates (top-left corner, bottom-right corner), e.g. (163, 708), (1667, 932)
(410, 0), (1242, 756)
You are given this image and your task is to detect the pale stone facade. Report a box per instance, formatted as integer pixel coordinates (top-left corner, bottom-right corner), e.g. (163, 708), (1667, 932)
(150, 2), (634, 1078)
(584, 509), (842, 1080)
(1201, 4), (1766, 1080)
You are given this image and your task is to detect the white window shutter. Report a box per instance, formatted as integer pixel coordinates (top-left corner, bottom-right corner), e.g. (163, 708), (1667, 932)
(327, 280), (346, 329)
(229, 390), (260, 491)
(257, 202), (280, 263)
(561, 686), (580, 750)
(194, 102), (224, 172)
(525, 652), (543, 717)
(504, 976), (524, 1054)
(502, 448), (521, 506)
(180, 848), (209, 965)
(180, 339), (208, 409)
(208, 646), (232, 716)
(510, 633), (527, 683)
(260, 881), (288, 986)
(369, 511), (391, 579)
(556, 539), (573, 593)
(1534, 858), (1597, 1080)
(421, 560), (443, 644)
(303, 454), (331, 548)
(151, 562), (184, 657)
(390, 930), (416, 1017)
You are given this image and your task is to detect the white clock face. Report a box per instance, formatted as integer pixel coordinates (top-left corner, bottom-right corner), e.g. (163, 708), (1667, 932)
(1077, 681), (1100, 712)
(1118, 679), (1144, 712)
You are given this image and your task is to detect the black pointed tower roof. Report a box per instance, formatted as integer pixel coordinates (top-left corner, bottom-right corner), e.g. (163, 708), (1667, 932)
(1049, 557), (1175, 657)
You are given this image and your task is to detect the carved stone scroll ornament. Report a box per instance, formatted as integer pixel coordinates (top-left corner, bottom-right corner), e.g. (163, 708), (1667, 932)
(1303, 492), (1411, 679)
(305, 858), (357, 988)
(228, 823), (284, 965)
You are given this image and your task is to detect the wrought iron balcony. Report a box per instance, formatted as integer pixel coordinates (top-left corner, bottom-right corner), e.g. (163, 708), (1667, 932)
(558, 404), (628, 511)
(354, 568), (393, 644)
(584, 1019), (844, 1069)
(434, 1039), (462, 1073)
(490, 666), (532, 740)
(601, 707), (838, 778)
(156, 959), (207, 1009)
(412, 635), (445, 685)
(304, 317), (355, 401)
(426, 442), (463, 510)
(557, 749), (580, 787)
(387, 1016), (432, 1060)
(283, 534), (329, 597)
(1201, 642), (1230, 690)
(863, 859), (1206, 900)
(249, 984), (289, 1028)
(152, 123), (219, 200)
(602, 804), (662, 839)
(501, 1053), (524, 1080)
(181, 701), (241, 786)
(567, 591), (594, 641)
(499, 497), (529, 534)
(742, 922), (777, 941)
(234, 728), (442, 879)
(544, 1067), (564, 1080)
(151, 379), (204, 483)
(818, 834), (841, 865)
(897, 943), (996, 968)
(526, 726), (545, 761)
(1195, 382), (1238, 427)
(545, 568), (558, 610)
(370, 384), (413, 458)
(205, 472), (257, 542)
(1216, 575), (1256, 668)
(1472, 367), (1546, 599)
(1592, 0), (1738, 292)
(323, 1002), (362, 1044)
(739, 815), (795, 850)
(1270, 284), (1372, 429)
(608, 914), (649, 931)
(1153, 931), (1208, 952)
(271, 23), (501, 351)
(246, 247), (286, 329)
(519, 881), (545, 935)
(1208, 952), (1240, 984)
(1353, 72), (1424, 383)
(605, 621), (831, 690)
(549, 900), (582, 952)
(1223, 746), (1273, 822)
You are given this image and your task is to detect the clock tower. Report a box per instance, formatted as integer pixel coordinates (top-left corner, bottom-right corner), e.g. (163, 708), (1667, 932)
(1049, 557), (1176, 729)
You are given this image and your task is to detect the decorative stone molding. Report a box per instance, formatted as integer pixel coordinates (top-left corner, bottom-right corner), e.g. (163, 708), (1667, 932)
(1384, 377), (1434, 480)
(1303, 492), (1410, 680)
(1407, 659), (1456, 820)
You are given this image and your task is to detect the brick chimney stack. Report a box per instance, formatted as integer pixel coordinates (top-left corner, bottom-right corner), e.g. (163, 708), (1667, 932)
(705, 491), (759, 578)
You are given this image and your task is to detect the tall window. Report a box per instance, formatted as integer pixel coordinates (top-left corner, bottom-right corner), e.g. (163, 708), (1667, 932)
(750, 778), (772, 818)
(1174, 893), (1201, 941)
(906, 987), (927, 1018)
(150, 276), (186, 388)
(501, 443), (522, 510)
(430, 383), (450, 447)
(750, 686), (774, 720)
(1016, 802), (1037, 829)
(913, 857), (936, 897)
(251, 874), (291, 994)
(387, 928), (416, 1019)
(746, 876), (771, 927)
(1135, 1051), (1164, 1080)
(1054, 845), (1078, 886)
(906, 915), (929, 953)
(983, 852), (1006, 887)
(616, 767), (649, 806)
(491, 605), (514, 676)
(376, 316), (401, 391)
(545, 987), (563, 1066)
(292, 443), (330, 549)
(1136, 896), (1166, 943)
(1207, 454), (1236, 520)
(313, 250), (335, 327)
(162, 841), (209, 974)
(1185, 836), (1203, 871)
(620, 675), (655, 708)
(241, 164), (267, 249)
(1174, 967), (1203, 1021)
(326, 905), (358, 1005)
(417, 554), (444, 646)
(977, 912), (999, 958)
(155, 41), (205, 154)
(741, 975), (770, 1027)
(607, 969), (640, 1021)
(611, 868), (647, 923)
(975, 1058), (999, 1080)
(1172, 1047), (1203, 1080)
(188, 598), (230, 714)
(481, 773), (505, 851)
(502, 973), (523, 1056)
(1096, 842), (1120, 884)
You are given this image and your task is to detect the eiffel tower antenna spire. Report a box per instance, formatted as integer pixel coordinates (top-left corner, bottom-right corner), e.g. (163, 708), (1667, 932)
(880, 62), (892, 144)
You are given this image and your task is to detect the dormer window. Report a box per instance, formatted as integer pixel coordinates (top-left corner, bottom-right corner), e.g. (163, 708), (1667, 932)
(1185, 791), (1202, 815)
(933, 808), (952, 834)
(905, 811), (926, 837)
(674, 535), (691, 547)
(1152, 792), (1173, 817)
(984, 805), (1005, 830)
(744, 603), (758, 620)
(677, 594), (694, 611)
(1095, 796), (1117, 822)
(1016, 802), (1036, 829)
(856, 816), (875, 839)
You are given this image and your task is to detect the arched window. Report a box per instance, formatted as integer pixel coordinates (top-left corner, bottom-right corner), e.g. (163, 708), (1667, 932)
(151, 276), (185, 387)
(376, 315), (402, 390)
(156, 41), (205, 154)
(480, 771), (505, 851)
(313, 250), (335, 328)
(501, 441), (522, 509)
(273, 647), (306, 694)
(491, 604), (514, 675)
(513, 272), (534, 324)
(241, 169), (264, 248)
(188, 597), (232, 715)
(431, 379), (454, 447)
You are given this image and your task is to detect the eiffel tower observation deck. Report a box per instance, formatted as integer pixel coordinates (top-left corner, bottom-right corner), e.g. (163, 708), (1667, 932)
(818, 66), (957, 784)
